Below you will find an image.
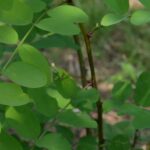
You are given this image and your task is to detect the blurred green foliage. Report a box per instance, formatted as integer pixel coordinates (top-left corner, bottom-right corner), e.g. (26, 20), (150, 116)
(78, 0), (150, 81)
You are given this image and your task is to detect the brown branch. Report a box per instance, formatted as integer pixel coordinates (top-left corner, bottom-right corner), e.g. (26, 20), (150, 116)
(73, 36), (87, 87)
(65, 0), (104, 148)
(79, 24), (104, 150)
(66, 0), (92, 136)
(131, 129), (139, 149)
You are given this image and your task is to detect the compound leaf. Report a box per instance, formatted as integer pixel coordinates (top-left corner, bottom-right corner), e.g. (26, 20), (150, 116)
(36, 5), (88, 35)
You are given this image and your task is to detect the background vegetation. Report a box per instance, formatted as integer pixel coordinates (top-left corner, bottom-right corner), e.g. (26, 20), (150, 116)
(0, 0), (150, 150)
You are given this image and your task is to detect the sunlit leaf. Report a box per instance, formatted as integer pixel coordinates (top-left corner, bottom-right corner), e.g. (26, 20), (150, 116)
(0, 25), (18, 44)
(47, 87), (72, 109)
(101, 13), (126, 26)
(3, 61), (48, 88)
(0, 83), (31, 106)
(0, 0), (33, 25)
(18, 44), (52, 83)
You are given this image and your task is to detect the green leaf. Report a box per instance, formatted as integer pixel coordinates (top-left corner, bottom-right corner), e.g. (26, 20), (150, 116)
(36, 133), (71, 150)
(104, 101), (150, 129)
(103, 100), (141, 116)
(101, 13), (126, 26)
(0, 132), (23, 150)
(0, 83), (31, 106)
(74, 88), (100, 104)
(139, 0), (150, 9)
(0, 25), (18, 44)
(5, 106), (41, 139)
(72, 88), (99, 111)
(47, 5), (88, 23)
(112, 81), (132, 103)
(56, 126), (73, 143)
(18, 44), (52, 83)
(3, 61), (48, 88)
(130, 10), (150, 25)
(14, 25), (36, 42)
(115, 103), (141, 116)
(36, 5), (88, 35)
(106, 135), (130, 150)
(104, 121), (134, 140)
(28, 88), (58, 117)
(105, 0), (129, 15)
(55, 77), (79, 99)
(57, 110), (97, 128)
(121, 62), (137, 81)
(42, 0), (53, 4)
(0, 0), (33, 25)
(77, 136), (97, 150)
(0, 123), (2, 133)
(33, 34), (78, 49)
(0, 0), (13, 10)
(135, 71), (150, 106)
(133, 108), (150, 129)
(23, 0), (46, 12)
(103, 100), (117, 113)
(47, 88), (72, 109)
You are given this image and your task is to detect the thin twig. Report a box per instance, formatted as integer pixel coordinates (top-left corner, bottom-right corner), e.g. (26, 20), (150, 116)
(79, 24), (104, 150)
(131, 129), (139, 149)
(66, 0), (104, 145)
(66, 0), (93, 136)
(73, 36), (87, 87)
(88, 23), (101, 39)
